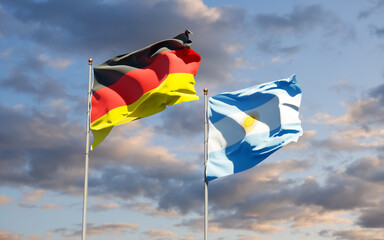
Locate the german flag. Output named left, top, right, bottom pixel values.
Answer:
left=90, top=31, right=201, bottom=149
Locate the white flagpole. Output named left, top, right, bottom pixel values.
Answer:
left=82, top=58, right=93, bottom=240
left=203, top=88, right=209, bottom=240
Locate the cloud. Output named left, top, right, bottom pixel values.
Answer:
left=60, top=222, right=139, bottom=238
left=173, top=0, right=221, bottom=23
left=358, top=0, right=384, bottom=19
left=310, top=83, right=384, bottom=152
left=2, top=96, right=382, bottom=237
left=371, top=26, right=384, bottom=38
left=1, top=0, right=245, bottom=86
left=315, top=127, right=384, bottom=151
left=20, top=189, right=45, bottom=205
left=146, top=229, right=178, bottom=238
left=0, top=101, right=203, bottom=215
left=155, top=103, right=204, bottom=137
left=0, top=231, right=45, bottom=240
left=358, top=209, right=384, bottom=228
left=0, top=66, right=69, bottom=101
left=1, top=97, right=383, bottom=237
left=90, top=202, right=120, bottom=212
left=0, top=104, right=85, bottom=193
left=0, top=48, right=12, bottom=57
left=37, top=54, right=72, bottom=70
left=176, top=218, right=223, bottom=234
left=252, top=4, right=355, bottom=55
left=330, top=79, right=357, bottom=95
left=369, top=82, right=384, bottom=104
left=125, top=202, right=179, bottom=218
left=40, top=204, right=63, bottom=210
left=313, top=98, right=384, bottom=126
left=292, top=170, right=379, bottom=211
left=191, top=155, right=384, bottom=234
left=346, top=156, right=384, bottom=183
left=0, top=231, right=25, bottom=240
left=0, top=195, right=13, bottom=206
left=237, top=234, right=261, bottom=240
left=253, top=5, right=330, bottom=34
left=332, top=229, right=384, bottom=240
left=284, top=130, right=316, bottom=150
left=313, top=82, right=384, bottom=126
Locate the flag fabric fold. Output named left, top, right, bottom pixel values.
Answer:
left=90, top=32, right=201, bottom=149
left=206, top=75, right=303, bottom=181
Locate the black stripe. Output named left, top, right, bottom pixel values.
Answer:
left=93, top=32, right=192, bottom=92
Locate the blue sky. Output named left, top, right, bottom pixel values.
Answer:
left=0, top=0, right=384, bottom=239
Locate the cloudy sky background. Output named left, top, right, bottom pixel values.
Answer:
left=1, top=0, right=384, bottom=239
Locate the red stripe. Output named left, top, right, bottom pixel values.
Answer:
left=91, top=48, right=200, bottom=123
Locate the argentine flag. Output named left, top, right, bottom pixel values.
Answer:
left=206, top=75, right=302, bottom=181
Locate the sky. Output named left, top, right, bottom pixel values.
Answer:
left=0, top=0, right=384, bottom=239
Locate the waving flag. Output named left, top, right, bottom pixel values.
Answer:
left=206, top=75, right=302, bottom=181
left=90, top=31, right=201, bottom=149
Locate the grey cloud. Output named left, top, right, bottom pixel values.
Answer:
left=316, top=84, right=384, bottom=127
left=279, top=44, right=303, bottom=54
left=84, top=165, right=203, bottom=215
left=157, top=177, right=202, bottom=215
left=2, top=101, right=383, bottom=232
left=358, top=0, right=384, bottom=19
left=89, top=167, right=164, bottom=200
left=2, top=0, right=245, bottom=85
left=371, top=26, right=384, bottom=38
left=253, top=5, right=329, bottom=34
left=358, top=208, right=384, bottom=228
left=332, top=229, right=384, bottom=240
left=198, top=156, right=384, bottom=233
left=0, top=103, right=204, bottom=214
left=255, top=38, right=304, bottom=55
left=56, top=222, right=139, bottom=238
left=370, top=82, right=384, bottom=104
left=0, top=51, right=71, bottom=100
left=209, top=159, right=309, bottom=209
left=293, top=174, right=371, bottom=210
left=252, top=4, right=355, bottom=55
left=0, top=69, right=68, bottom=100
left=0, top=105, right=85, bottom=193
left=3, top=99, right=383, bottom=235
left=156, top=102, right=204, bottom=137
left=346, top=156, right=384, bottom=182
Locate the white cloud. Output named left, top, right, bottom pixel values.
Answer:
left=127, top=202, right=179, bottom=218
left=175, top=0, right=221, bottom=23
left=225, top=43, right=244, bottom=53
left=0, top=48, right=12, bottom=57
left=285, top=130, right=316, bottom=150
left=313, top=97, right=384, bottom=125
left=233, top=57, right=253, bottom=69
left=147, top=229, right=178, bottom=238
left=41, top=204, right=63, bottom=210
left=318, top=127, right=384, bottom=151
left=20, top=189, right=45, bottom=205
left=85, top=223, right=139, bottom=237
left=271, top=56, right=289, bottom=63
left=38, top=54, right=71, bottom=69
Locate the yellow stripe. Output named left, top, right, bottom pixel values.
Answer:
left=91, top=73, right=198, bottom=149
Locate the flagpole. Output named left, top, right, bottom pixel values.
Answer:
left=82, top=58, right=93, bottom=240
left=203, top=88, right=208, bottom=240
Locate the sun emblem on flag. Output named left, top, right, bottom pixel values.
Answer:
left=241, top=112, right=259, bottom=133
